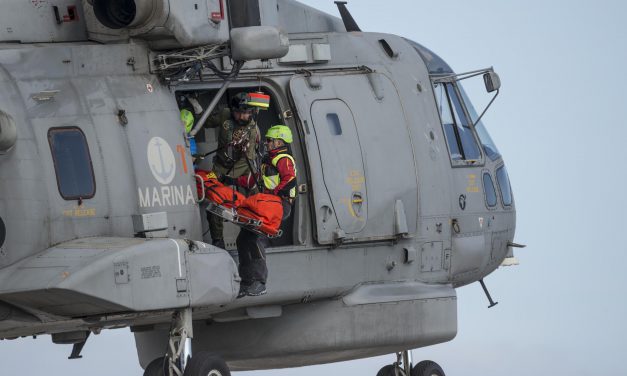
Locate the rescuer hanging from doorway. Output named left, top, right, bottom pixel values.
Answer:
left=222, top=125, right=297, bottom=297
left=203, top=92, right=262, bottom=248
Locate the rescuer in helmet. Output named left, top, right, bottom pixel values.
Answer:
left=225, top=125, right=297, bottom=297
left=203, top=92, right=262, bottom=248
left=178, top=93, right=204, bottom=158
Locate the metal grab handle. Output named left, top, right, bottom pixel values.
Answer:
left=320, top=205, right=333, bottom=223
left=351, top=192, right=363, bottom=217
left=194, top=174, right=205, bottom=203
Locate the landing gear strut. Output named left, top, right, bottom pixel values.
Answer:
left=375, top=351, right=445, bottom=376
left=376, top=351, right=412, bottom=376
left=166, top=308, right=193, bottom=375
left=143, top=308, right=231, bottom=376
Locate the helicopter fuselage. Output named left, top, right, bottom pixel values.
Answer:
left=0, top=0, right=515, bottom=371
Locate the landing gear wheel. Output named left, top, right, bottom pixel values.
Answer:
left=144, top=357, right=167, bottom=376
left=411, top=360, right=445, bottom=376
left=183, top=351, right=231, bottom=376
left=376, top=364, right=397, bottom=376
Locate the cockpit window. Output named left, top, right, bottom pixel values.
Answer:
left=434, top=83, right=481, bottom=163
left=459, top=86, right=501, bottom=161
left=48, top=127, right=96, bottom=200
left=483, top=172, right=497, bottom=207
left=496, top=165, right=513, bottom=207
left=435, top=85, right=461, bottom=159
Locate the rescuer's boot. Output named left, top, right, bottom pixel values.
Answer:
left=246, top=281, right=267, bottom=296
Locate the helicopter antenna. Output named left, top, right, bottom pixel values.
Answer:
left=334, top=1, right=361, bottom=32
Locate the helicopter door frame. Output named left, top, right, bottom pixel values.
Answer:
left=174, top=79, right=308, bottom=248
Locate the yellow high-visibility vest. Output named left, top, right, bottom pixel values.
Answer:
left=262, top=153, right=297, bottom=198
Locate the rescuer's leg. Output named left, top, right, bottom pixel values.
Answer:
left=206, top=162, right=233, bottom=249
left=247, top=232, right=267, bottom=296
left=207, top=212, right=225, bottom=248
left=235, top=229, right=256, bottom=297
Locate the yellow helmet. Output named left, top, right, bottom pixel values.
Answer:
left=265, top=125, right=292, bottom=143
left=180, top=109, right=194, bottom=133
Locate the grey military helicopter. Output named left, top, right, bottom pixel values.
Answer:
left=0, top=0, right=521, bottom=375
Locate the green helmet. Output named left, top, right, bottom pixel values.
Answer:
left=180, top=108, right=194, bottom=133
left=265, top=125, right=293, bottom=143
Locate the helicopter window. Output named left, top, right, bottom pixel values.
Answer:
left=48, top=127, right=96, bottom=200
left=459, top=86, right=501, bottom=161
left=442, top=124, right=462, bottom=160
left=434, top=83, right=482, bottom=163
left=475, top=122, right=500, bottom=161
left=496, top=165, right=513, bottom=207
left=326, top=113, right=343, bottom=135
left=434, top=84, right=462, bottom=160
left=483, top=172, right=497, bottom=207
left=447, top=85, right=481, bottom=160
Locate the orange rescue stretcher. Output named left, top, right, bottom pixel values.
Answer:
left=195, top=171, right=283, bottom=238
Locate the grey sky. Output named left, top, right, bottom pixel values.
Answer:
left=4, top=1, right=627, bottom=375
